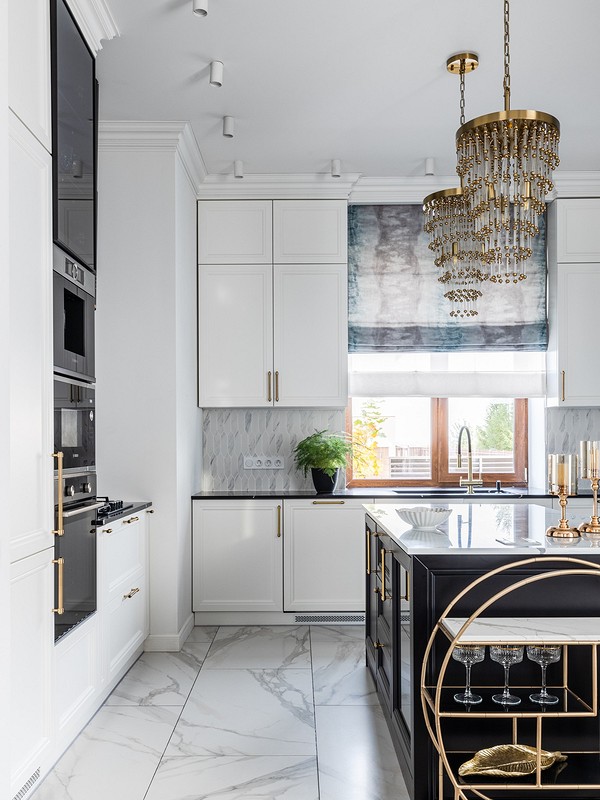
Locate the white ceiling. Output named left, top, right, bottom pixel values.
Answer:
left=97, top=0, right=600, bottom=179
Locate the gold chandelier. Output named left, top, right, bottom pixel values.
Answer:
left=455, top=0, right=560, bottom=284
left=423, top=54, right=487, bottom=318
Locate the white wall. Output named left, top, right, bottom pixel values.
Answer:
left=96, top=125, right=201, bottom=647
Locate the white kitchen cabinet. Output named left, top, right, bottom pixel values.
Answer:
left=8, top=113, right=53, bottom=564
left=283, top=499, right=366, bottom=612
left=198, top=200, right=272, bottom=264
left=8, top=0, right=51, bottom=150
left=54, top=614, right=99, bottom=744
left=98, top=510, right=149, bottom=686
left=556, top=199, right=600, bottom=262
left=10, top=548, right=54, bottom=799
left=193, top=500, right=283, bottom=611
left=273, top=200, right=347, bottom=263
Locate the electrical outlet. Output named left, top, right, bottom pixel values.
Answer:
left=243, top=456, right=285, bottom=469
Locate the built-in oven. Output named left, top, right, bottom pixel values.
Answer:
left=54, top=375, right=95, bottom=473
left=53, top=246, right=95, bottom=383
left=53, top=467, right=101, bottom=642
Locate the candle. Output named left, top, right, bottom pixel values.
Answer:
left=557, top=462, right=566, bottom=488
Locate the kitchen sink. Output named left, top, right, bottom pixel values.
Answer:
left=392, top=487, right=517, bottom=496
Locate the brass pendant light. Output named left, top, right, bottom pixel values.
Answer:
left=424, top=54, right=487, bottom=318
left=455, top=0, right=560, bottom=284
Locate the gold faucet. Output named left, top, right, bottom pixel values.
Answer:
left=457, top=426, right=483, bottom=494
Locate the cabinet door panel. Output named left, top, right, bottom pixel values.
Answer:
left=105, top=572, right=146, bottom=681
left=273, top=200, right=347, bottom=263
left=273, top=264, right=347, bottom=407
left=198, top=201, right=272, bottom=264
left=283, top=500, right=365, bottom=611
left=193, top=501, right=282, bottom=611
left=557, top=199, right=600, bottom=262
left=198, top=264, right=273, bottom=407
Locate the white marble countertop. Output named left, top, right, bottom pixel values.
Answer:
left=442, top=616, right=600, bottom=643
left=363, top=502, right=600, bottom=555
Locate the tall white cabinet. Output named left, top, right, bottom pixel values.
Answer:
left=197, top=199, right=348, bottom=408
left=547, top=199, right=600, bottom=406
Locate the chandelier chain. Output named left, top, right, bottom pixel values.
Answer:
left=459, top=60, right=466, bottom=126
left=503, top=0, right=511, bottom=111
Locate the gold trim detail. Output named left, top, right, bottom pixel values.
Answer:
left=456, top=108, right=561, bottom=140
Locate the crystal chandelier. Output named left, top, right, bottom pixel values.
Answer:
left=455, top=0, right=560, bottom=284
left=423, top=54, right=487, bottom=318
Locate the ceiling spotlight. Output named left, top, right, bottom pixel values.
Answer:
left=331, top=159, right=341, bottom=178
left=209, top=60, right=223, bottom=87
left=193, top=0, right=208, bottom=16
left=424, top=157, right=435, bottom=176
left=223, top=116, right=234, bottom=138
left=234, top=160, right=244, bottom=179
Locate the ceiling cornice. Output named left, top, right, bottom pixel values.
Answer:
left=196, top=173, right=362, bottom=200
left=98, top=121, right=207, bottom=190
left=348, top=176, right=460, bottom=204
left=552, top=171, right=600, bottom=199
left=65, top=0, right=118, bottom=54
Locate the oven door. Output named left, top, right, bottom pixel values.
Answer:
left=54, top=501, right=102, bottom=642
left=54, top=376, right=95, bottom=472
left=53, top=269, right=95, bottom=382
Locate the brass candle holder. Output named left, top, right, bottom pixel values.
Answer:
left=579, top=440, right=600, bottom=534
left=546, top=453, right=580, bottom=538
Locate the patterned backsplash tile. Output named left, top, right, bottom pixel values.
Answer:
left=546, top=406, right=600, bottom=490
left=202, top=408, right=346, bottom=491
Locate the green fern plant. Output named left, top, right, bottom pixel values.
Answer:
left=293, top=430, right=353, bottom=477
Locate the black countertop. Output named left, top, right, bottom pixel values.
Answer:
left=95, top=500, right=152, bottom=527
left=192, top=487, right=556, bottom=500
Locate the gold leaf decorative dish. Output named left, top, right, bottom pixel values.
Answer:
left=458, top=744, right=567, bottom=777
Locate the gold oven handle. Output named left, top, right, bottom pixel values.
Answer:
left=52, top=451, right=64, bottom=536
left=52, top=557, right=64, bottom=615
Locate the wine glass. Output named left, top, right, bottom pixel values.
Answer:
left=490, top=645, right=524, bottom=705
left=452, top=645, right=485, bottom=704
left=527, top=645, right=561, bottom=705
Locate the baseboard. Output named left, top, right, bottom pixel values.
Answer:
left=144, top=613, right=195, bottom=652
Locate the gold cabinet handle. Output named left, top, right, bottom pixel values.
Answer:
left=52, top=451, right=64, bottom=536
left=366, top=527, right=371, bottom=575
left=146, top=509, right=155, bottom=514
left=401, top=571, right=410, bottom=602
left=561, top=369, right=566, bottom=402
left=373, top=640, right=385, bottom=649
left=380, top=548, right=392, bottom=602
left=312, top=500, right=345, bottom=504
left=52, top=557, right=64, bottom=614
left=123, top=587, right=140, bottom=599
left=277, top=504, right=281, bottom=538
left=267, top=371, right=272, bottom=402
left=275, top=370, right=279, bottom=402
left=123, top=516, right=139, bottom=524
left=104, top=528, right=113, bottom=534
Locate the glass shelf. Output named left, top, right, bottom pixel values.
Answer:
left=423, top=686, right=594, bottom=717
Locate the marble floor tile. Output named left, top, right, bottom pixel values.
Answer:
left=105, top=651, right=200, bottom=706
left=33, top=706, right=179, bottom=800
left=180, top=639, right=212, bottom=665
left=145, top=755, right=319, bottom=800
left=311, top=626, right=377, bottom=706
left=203, top=625, right=310, bottom=670
left=185, top=625, right=219, bottom=643
left=315, top=705, right=410, bottom=800
left=166, top=668, right=315, bottom=756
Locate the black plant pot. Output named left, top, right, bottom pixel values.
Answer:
left=311, top=468, right=339, bottom=494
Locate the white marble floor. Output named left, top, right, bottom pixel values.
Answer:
left=33, top=625, right=409, bottom=800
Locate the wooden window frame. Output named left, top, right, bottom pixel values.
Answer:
left=346, top=398, right=528, bottom=488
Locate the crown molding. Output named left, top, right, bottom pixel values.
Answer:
left=551, top=171, right=600, bottom=199
left=348, top=176, right=460, bottom=204
left=98, top=121, right=207, bottom=190
left=196, top=172, right=362, bottom=200
left=65, top=0, right=119, bottom=54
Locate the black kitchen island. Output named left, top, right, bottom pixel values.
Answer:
left=364, top=502, right=600, bottom=800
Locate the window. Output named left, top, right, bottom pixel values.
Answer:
left=346, top=397, right=528, bottom=487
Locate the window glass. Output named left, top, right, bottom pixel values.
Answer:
left=447, top=398, right=515, bottom=474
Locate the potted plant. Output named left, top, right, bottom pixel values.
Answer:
left=293, top=429, right=353, bottom=494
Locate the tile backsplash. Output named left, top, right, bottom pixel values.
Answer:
left=202, top=408, right=346, bottom=491
left=546, top=407, right=600, bottom=489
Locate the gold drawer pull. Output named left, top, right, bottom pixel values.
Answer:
left=52, top=558, right=64, bottom=615
left=104, top=528, right=113, bottom=534
left=123, top=516, right=139, bottom=524
left=267, top=371, right=272, bottom=402
left=146, top=509, right=155, bottom=514
left=373, top=641, right=385, bottom=649
left=123, top=587, right=140, bottom=599
left=275, top=370, right=279, bottom=402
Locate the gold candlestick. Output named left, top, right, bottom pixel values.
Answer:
left=546, top=453, right=580, bottom=538
left=579, top=441, right=600, bottom=534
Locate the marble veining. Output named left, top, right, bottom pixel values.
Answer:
left=444, top=616, right=600, bottom=643
left=311, top=627, right=378, bottom=706
left=105, top=651, right=200, bottom=706
left=203, top=625, right=311, bottom=670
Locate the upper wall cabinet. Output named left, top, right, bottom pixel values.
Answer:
left=273, top=200, right=347, bottom=263
left=198, top=200, right=273, bottom=264
left=8, top=0, right=52, bottom=150
left=556, top=199, right=600, bottom=262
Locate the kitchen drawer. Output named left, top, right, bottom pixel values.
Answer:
left=98, top=513, right=145, bottom=603
left=104, top=570, right=146, bottom=682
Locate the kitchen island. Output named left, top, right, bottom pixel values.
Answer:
left=364, top=502, right=600, bottom=800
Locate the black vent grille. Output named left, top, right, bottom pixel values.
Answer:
left=294, top=614, right=365, bottom=624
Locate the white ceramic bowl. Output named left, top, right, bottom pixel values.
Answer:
left=395, top=506, right=452, bottom=530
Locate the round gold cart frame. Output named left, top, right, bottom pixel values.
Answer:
left=420, top=556, right=600, bottom=800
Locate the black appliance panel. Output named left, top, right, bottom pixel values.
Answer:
left=51, top=0, right=97, bottom=272
left=54, top=377, right=95, bottom=472
left=53, top=258, right=95, bottom=382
